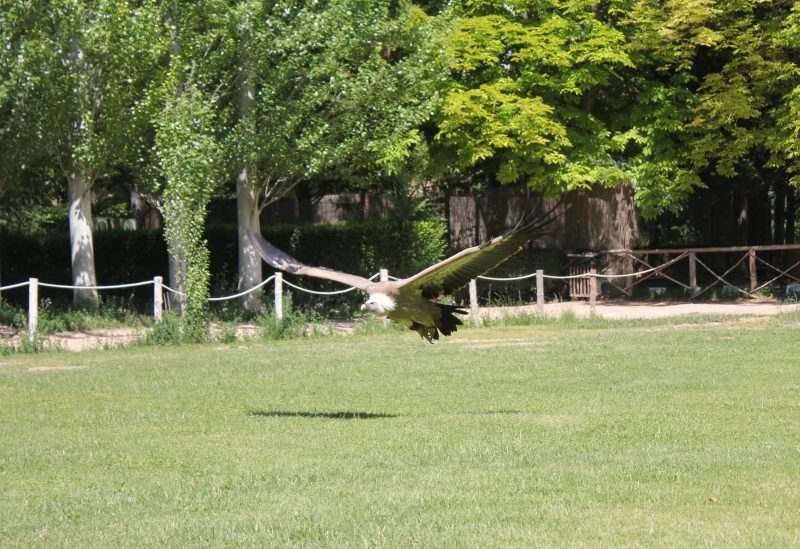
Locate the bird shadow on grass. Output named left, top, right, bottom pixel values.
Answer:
left=248, top=410, right=397, bottom=420
left=248, top=409, right=525, bottom=420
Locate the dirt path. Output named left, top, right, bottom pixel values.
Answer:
left=481, top=299, right=800, bottom=320
left=3, top=299, right=798, bottom=352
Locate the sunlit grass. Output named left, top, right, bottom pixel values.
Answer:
left=1, top=316, right=799, bottom=546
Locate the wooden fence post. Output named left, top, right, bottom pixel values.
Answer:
left=589, top=269, right=597, bottom=312
left=689, top=252, right=698, bottom=297
left=624, top=255, right=634, bottom=297
left=748, top=248, right=757, bottom=291
left=469, top=278, right=480, bottom=325
left=153, top=276, right=163, bottom=322
left=274, top=272, right=283, bottom=321
left=28, top=278, right=38, bottom=342
left=380, top=269, right=389, bottom=327
left=536, top=269, right=544, bottom=317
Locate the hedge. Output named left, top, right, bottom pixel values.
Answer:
left=0, top=219, right=568, bottom=311
left=0, top=220, right=448, bottom=309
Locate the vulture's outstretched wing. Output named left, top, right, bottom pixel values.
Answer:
left=247, top=231, right=373, bottom=291
left=400, top=212, right=555, bottom=298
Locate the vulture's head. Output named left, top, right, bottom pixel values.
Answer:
left=360, top=294, right=396, bottom=315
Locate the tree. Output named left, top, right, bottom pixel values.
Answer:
left=155, top=86, right=220, bottom=338
left=0, top=0, right=161, bottom=307
left=433, top=0, right=634, bottom=195
left=620, top=0, right=800, bottom=240
left=0, top=3, right=61, bottom=235
left=227, top=0, right=447, bottom=307
left=145, top=0, right=232, bottom=336
left=231, top=1, right=261, bottom=313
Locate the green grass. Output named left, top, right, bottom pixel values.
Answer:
left=1, top=317, right=799, bottom=546
left=0, top=297, right=151, bottom=337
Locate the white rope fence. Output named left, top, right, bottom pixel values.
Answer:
left=278, top=271, right=385, bottom=296
left=0, top=270, right=391, bottom=340
left=0, top=255, right=718, bottom=341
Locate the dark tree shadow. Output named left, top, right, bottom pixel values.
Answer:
left=248, top=410, right=397, bottom=420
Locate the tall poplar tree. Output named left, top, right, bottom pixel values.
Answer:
left=227, top=0, right=447, bottom=309
left=0, top=0, right=160, bottom=307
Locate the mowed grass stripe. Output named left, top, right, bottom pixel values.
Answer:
left=1, top=317, right=798, bottom=546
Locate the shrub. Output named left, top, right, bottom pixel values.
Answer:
left=1, top=219, right=449, bottom=313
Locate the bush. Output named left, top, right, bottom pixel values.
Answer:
left=144, top=313, right=182, bottom=345
left=1, top=220, right=448, bottom=312
left=0, top=228, right=167, bottom=309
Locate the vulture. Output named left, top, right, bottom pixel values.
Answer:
left=247, top=213, right=554, bottom=342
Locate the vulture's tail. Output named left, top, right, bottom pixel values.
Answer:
left=436, top=303, right=467, bottom=337
left=410, top=304, right=467, bottom=343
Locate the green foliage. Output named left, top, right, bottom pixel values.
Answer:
left=0, top=0, right=163, bottom=195
left=0, top=335, right=43, bottom=356
left=143, top=313, right=183, bottom=345
left=431, top=0, right=800, bottom=217
left=435, top=1, right=633, bottom=193
left=257, top=308, right=327, bottom=341
left=155, top=85, right=221, bottom=341
left=438, top=79, right=569, bottom=181
left=0, top=296, right=147, bottom=338
left=3, top=0, right=799, bottom=253
left=2, top=220, right=448, bottom=311
left=0, top=299, right=25, bottom=330
left=224, top=0, right=448, bottom=207
left=620, top=0, right=800, bottom=215
left=35, top=299, right=146, bottom=336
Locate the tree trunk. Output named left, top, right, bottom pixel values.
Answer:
left=237, top=173, right=263, bottom=312
left=131, top=190, right=162, bottom=230
left=787, top=185, right=796, bottom=244
left=234, top=19, right=263, bottom=314
left=734, top=189, right=748, bottom=246
left=774, top=181, right=786, bottom=244
left=67, top=168, right=99, bottom=309
left=167, top=236, right=186, bottom=315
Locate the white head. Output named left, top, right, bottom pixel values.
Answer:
left=360, top=293, right=396, bottom=316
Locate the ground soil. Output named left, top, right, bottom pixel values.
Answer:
left=481, top=298, right=800, bottom=321
left=3, top=299, right=798, bottom=352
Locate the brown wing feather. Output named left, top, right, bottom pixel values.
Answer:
left=400, top=217, right=551, bottom=297
left=247, top=231, right=372, bottom=290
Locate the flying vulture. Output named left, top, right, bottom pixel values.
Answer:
left=247, top=214, right=553, bottom=342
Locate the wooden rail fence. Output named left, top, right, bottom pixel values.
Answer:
left=574, top=244, right=800, bottom=299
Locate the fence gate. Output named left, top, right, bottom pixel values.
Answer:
left=567, top=254, right=595, bottom=299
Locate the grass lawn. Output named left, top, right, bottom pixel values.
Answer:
left=1, top=315, right=799, bottom=546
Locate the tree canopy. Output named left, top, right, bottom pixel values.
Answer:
left=1, top=0, right=799, bottom=318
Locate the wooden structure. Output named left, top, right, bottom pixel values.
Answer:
left=574, top=244, right=800, bottom=299
left=448, top=184, right=637, bottom=251
left=567, top=253, right=595, bottom=298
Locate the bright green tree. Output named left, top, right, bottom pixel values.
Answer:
left=144, top=0, right=233, bottom=337
left=155, top=86, right=220, bottom=339
left=620, top=0, right=800, bottom=237
left=433, top=0, right=634, bottom=194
